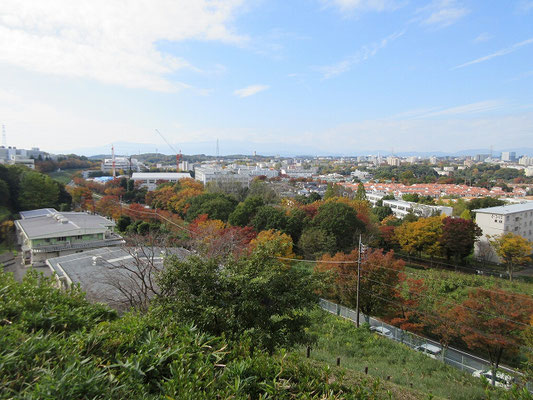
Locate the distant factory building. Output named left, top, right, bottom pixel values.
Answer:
left=101, top=157, right=141, bottom=174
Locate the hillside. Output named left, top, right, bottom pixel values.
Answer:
left=0, top=270, right=426, bottom=399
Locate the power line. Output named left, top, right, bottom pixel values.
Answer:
left=276, top=256, right=533, bottom=301
left=355, top=274, right=531, bottom=328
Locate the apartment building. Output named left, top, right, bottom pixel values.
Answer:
left=194, top=167, right=252, bottom=186
left=473, top=202, right=533, bottom=262
left=131, top=172, right=191, bottom=191
left=382, top=199, right=453, bottom=218
left=15, top=209, right=124, bottom=266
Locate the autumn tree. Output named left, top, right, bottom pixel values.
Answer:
left=95, top=195, right=121, bottom=220
left=249, top=229, right=296, bottom=259
left=188, top=214, right=256, bottom=259
left=440, top=217, right=482, bottom=264
left=389, top=276, right=427, bottom=335
left=489, top=232, right=532, bottom=281
left=395, top=215, right=444, bottom=259
left=68, top=186, right=94, bottom=211
left=452, top=288, right=533, bottom=384
left=316, top=248, right=404, bottom=320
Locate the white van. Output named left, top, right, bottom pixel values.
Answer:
left=414, top=343, right=442, bottom=359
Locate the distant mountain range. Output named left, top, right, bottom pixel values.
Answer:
left=63, top=141, right=533, bottom=158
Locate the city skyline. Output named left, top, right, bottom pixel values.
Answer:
left=0, top=0, right=532, bottom=153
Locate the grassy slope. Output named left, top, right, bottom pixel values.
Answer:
left=46, top=169, right=83, bottom=184
left=304, top=309, right=511, bottom=400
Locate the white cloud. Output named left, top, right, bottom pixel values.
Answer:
left=453, top=37, right=533, bottom=69
left=233, top=84, right=269, bottom=98
left=473, top=32, right=492, bottom=43
left=322, top=0, right=404, bottom=13
left=0, top=0, right=247, bottom=91
left=0, top=89, right=152, bottom=151
left=518, top=1, right=533, bottom=12
left=316, top=30, right=405, bottom=79
left=417, top=0, right=469, bottom=28
left=395, top=100, right=506, bottom=119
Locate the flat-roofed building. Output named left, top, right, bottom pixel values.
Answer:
left=473, top=203, right=533, bottom=262
left=131, top=172, right=191, bottom=191
left=15, top=209, right=124, bottom=266
left=195, top=167, right=251, bottom=186
left=382, top=199, right=453, bottom=218
left=46, top=246, right=190, bottom=311
left=101, top=157, right=141, bottom=173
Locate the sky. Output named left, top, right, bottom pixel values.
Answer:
left=0, top=0, right=532, bottom=156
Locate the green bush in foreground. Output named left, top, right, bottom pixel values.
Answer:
left=0, top=270, right=398, bottom=399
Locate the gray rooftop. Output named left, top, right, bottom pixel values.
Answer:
left=472, top=202, right=533, bottom=215
left=132, top=172, right=191, bottom=180
left=46, top=246, right=190, bottom=311
left=15, top=211, right=115, bottom=240
left=19, top=208, right=57, bottom=219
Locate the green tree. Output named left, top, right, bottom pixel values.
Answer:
left=246, top=179, right=279, bottom=204
left=18, top=171, right=60, bottom=210
left=467, top=197, right=505, bottom=212
left=354, top=182, right=367, bottom=201
left=185, top=193, right=237, bottom=222
left=297, top=227, right=336, bottom=259
left=155, top=253, right=318, bottom=354
left=489, top=232, right=532, bottom=281
left=285, top=207, right=310, bottom=244
left=116, top=215, right=132, bottom=232
left=251, top=205, right=288, bottom=232
left=0, top=179, right=9, bottom=207
left=228, top=196, right=264, bottom=226
left=313, top=202, right=365, bottom=252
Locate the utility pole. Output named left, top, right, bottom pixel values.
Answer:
left=356, top=234, right=362, bottom=328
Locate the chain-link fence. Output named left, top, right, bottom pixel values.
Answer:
left=319, top=298, right=532, bottom=392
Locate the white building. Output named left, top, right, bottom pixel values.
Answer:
left=237, top=166, right=279, bottom=179
left=131, top=172, right=191, bottom=191
left=501, top=151, right=516, bottom=162
left=386, top=156, right=401, bottom=166
left=382, top=199, right=453, bottom=218
left=101, top=157, right=141, bottom=174
left=194, top=167, right=251, bottom=186
left=473, top=202, right=533, bottom=262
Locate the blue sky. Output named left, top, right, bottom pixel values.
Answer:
left=0, top=0, right=532, bottom=155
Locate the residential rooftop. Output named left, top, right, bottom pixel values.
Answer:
left=16, top=211, right=115, bottom=240
left=46, top=246, right=190, bottom=310
left=472, top=202, right=533, bottom=215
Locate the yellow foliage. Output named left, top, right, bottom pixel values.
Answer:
left=250, top=229, right=296, bottom=259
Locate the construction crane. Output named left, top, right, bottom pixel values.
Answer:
left=155, top=129, right=181, bottom=171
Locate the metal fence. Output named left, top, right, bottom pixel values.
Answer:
left=319, top=298, right=532, bottom=391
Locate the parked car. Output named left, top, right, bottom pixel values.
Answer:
left=370, top=326, right=393, bottom=338
left=472, top=369, right=514, bottom=389
left=414, top=343, right=442, bottom=359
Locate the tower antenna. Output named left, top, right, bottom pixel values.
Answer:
left=112, top=144, right=116, bottom=178
left=216, top=138, right=220, bottom=158
left=2, top=125, right=6, bottom=146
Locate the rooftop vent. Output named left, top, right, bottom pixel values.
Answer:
left=92, top=256, right=104, bottom=266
